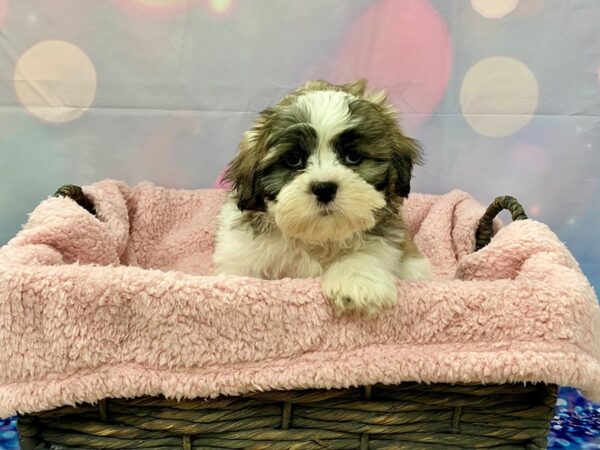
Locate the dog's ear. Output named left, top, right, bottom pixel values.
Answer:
left=341, top=79, right=368, bottom=97
left=391, top=134, right=422, bottom=198
left=224, top=114, right=271, bottom=212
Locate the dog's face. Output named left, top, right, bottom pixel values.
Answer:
left=225, top=80, right=422, bottom=244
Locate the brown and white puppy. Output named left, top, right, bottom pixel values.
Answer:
left=213, top=80, right=431, bottom=315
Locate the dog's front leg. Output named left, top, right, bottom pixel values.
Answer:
left=321, top=239, right=400, bottom=316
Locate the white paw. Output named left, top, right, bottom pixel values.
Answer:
left=322, top=268, right=398, bottom=316
left=398, top=256, right=433, bottom=280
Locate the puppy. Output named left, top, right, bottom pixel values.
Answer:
left=213, top=80, right=431, bottom=315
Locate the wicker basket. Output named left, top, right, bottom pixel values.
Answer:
left=17, top=190, right=555, bottom=450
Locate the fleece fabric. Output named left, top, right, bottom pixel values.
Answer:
left=0, top=179, right=598, bottom=418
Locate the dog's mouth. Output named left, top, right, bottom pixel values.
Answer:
left=317, top=203, right=337, bottom=217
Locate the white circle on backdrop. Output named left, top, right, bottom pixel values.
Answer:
left=460, top=56, right=539, bottom=137
left=471, top=0, right=519, bottom=18
left=14, top=40, right=97, bottom=123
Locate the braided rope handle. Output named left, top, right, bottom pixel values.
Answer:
left=475, top=196, right=527, bottom=251
left=54, top=184, right=96, bottom=216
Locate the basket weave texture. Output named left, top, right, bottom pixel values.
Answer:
left=19, top=383, right=556, bottom=449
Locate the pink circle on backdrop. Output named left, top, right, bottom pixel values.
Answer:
left=327, top=0, right=452, bottom=132
left=0, top=0, right=8, bottom=24
left=509, top=143, right=547, bottom=173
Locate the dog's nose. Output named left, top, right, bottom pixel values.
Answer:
left=311, top=182, right=338, bottom=203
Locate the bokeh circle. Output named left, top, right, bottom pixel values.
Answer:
left=14, top=40, right=97, bottom=123
left=460, top=56, right=538, bottom=137
left=0, top=0, right=8, bottom=25
left=471, top=0, right=519, bottom=18
left=327, top=0, right=452, bottom=132
left=202, top=0, right=238, bottom=17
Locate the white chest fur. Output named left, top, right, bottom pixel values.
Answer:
left=213, top=198, right=432, bottom=315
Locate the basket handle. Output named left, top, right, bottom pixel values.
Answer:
left=54, top=184, right=96, bottom=216
left=475, top=196, right=527, bottom=251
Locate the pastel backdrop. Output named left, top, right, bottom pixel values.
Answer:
left=0, top=1, right=598, bottom=448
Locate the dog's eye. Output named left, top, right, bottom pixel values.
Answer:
left=343, top=150, right=362, bottom=165
left=283, top=151, right=304, bottom=169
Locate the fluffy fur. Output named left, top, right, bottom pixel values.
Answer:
left=1, top=181, right=599, bottom=418
left=213, top=80, right=432, bottom=314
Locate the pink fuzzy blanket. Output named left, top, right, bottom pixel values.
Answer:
left=0, top=180, right=599, bottom=418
